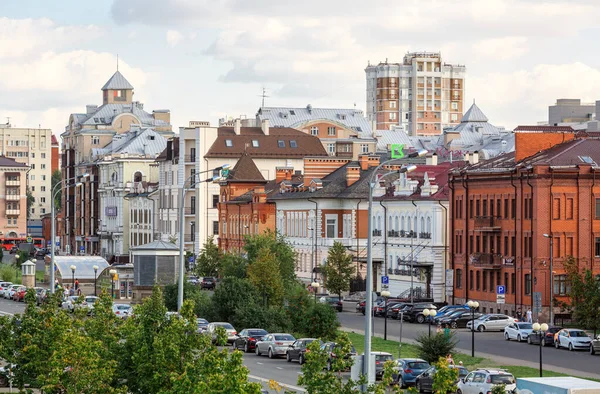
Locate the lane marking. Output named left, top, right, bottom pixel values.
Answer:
left=276, top=367, right=283, bottom=370
left=256, top=362, right=263, bottom=365
left=248, top=374, right=305, bottom=393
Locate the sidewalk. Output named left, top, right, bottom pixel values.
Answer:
left=339, top=327, right=599, bottom=380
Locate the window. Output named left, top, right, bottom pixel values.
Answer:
left=504, top=272, right=508, bottom=288
left=225, top=139, right=233, bottom=147
left=277, top=140, right=285, bottom=148
left=42, top=175, right=46, bottom=181
left=456, top=269, right=462, bottom=289
left=490, top=269, right=495, bottom=291
left=41, top=186, right=45, bottom=192
left=325, top=215, right=338, bottom=238
left=476, top=271, right=481, bottom=290
left=469, top=270, right=473, bottom=290
left=213, top=221, right=219, bottom=235
left=290, top=140, right=297, bottom=148
left=390, top=101, right=397, bottom=108
left=252, top=140, right=259, bottom=148
left=553, top=198, right=560, bottom=219
left=327, top=127, right=336, bottom=136
left=504, top=198, right=508, bottom=219
left=566, top=198, right=573, bottom=219
left=475, top=199, right=480, bottom=216
left=554, top=275, right=569, bottom=295
left=361, top=144, right=369, bottom=153
left=41, top=208, right=45, bottom=214
left=524, top=274, right=531, bottom=295
left=327, top=144, right=335, bottom=154
left=212, top=195, right=219, bottom=208
left=389, top=113, right=396, bottom=120
left=595, top=237, right=600, bottom=257
left=451, top=114, right=458, bottom=121
left=511, top=198, right=516, bottom=219
left=511, top=273, right=516, bottom=294
left=31, top=186, right=35, bottom=191
left=483, top=200, right=487, bottom=216
left=41, top=197, right=46, bottom=203
left=469, top=200, right=473, bottom=218
left=31, top=164, right=35, bottom=169
left=451, top=102, right=458, bottom=110
left=310, top=126, right=318, bottom=136
left=31, top=153, right=35, bottom=158
left=30, top=175, right=35, bottom=181
left=91, top=136, right=100, bottom=145
left=483, top=271, right=487, bottom=291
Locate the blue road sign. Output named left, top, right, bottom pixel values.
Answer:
left=188, top=256, right=194, bottom=263
left=497, top=285, right=505, bottom=295
left=381, top=276, right=389, bottom=285
left=79, top=245, right=84, bottom=252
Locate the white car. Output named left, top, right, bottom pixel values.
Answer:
left=554, top=328, right=592, bottom=351
left=466, top=314, right=516, bottom=332
left=5, top=285, right=20, bottom=300
left=206, top=322, right=238, bottom=345
left=0, top=282, right=13, bottom=298
left=112, top=304, right=133, bottom=318
left=61, top=296, right=80, bottom=312
left=457, top=369, right=516, bottom=394
left=255, top=333, right=296, bottom=358
left=504, top=322, right=533, bottom=342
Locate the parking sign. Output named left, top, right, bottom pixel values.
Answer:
left=381, top=276, right=389, bottom=285
left=496, top=285, right=505, bottom=295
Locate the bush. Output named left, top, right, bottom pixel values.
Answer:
left=300, top=302, right=340, bottom=340
left=0, top=265, right=17, bottom=283
left=285, top=283, right=312, bottom=331
left=232, top=303, right=290, bottom=333
left=210, top=277, right=258, bottom=322
left=414, top=332, right=458, bottom=364
left=432, top=358, right=459, bottom=394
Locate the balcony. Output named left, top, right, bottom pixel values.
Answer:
left=419, top=232, right=431, bottom=239
left=372, top=229, right=382, bottom=237
left=388, top=230, right=399, bottom=237
left=184, top=155, right=196, bottom=163
left=469, top=253, right=503, bottom=269
left=400, top=230, right=417, bottom=238
left=474, top=216, right=501, bottom=231
left=6, top=209, right=20, bottom=215
left=184, top=207, right=195, bottom=216
left=5, top=180, right=20, bottom=187
left=184, top=234, right=194, bottom=242
left=5, top=195, right=19, bottom=201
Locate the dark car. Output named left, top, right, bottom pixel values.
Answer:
left=374, top=352, right=394, bottom=380
left=527, top=325, right=561, bottom=346
left=9, top=246, right=18, bottom=254
left=402, top=303, right=437, bottom=323
left=35, top=248, right=48, bottom=257
left=440, top=311, right=483, bottom=329
left=389, top=303, right=410, bottom=319
left=357, top=296, right=386, bottom=315
left=196, top=318, right=209, bottom=334
left=415, top=364, right=468, bottom=393
left=286, top=338, right=320, bottom=365
left=322, top=296, right=343, bottom=312
left=200, top=277, right=216, bottom=290
left=321, top=341, right=357, bottom=371
left=234, top=328, right=269, bottom=353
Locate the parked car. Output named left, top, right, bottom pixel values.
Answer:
left=373, top=351, right=394, bottom=380
left=554, top=328, right=592, bottom=351
left=35, top=248, right=48, bottom=257
left=440, top=311, right=483, bottom=329
left=466, top=314, right=516, bottom=332
left=0, top=282, right=13, bottom=298
left=200, top=277, right=216, bottom=290
left=12, top=286, right=27, bottom=302
left=321, top=341, right=357, bottom=371
left=9, top=246, right=18, bottom=254
left=402, top=303, right=438, bottom=323
left=527, top=325, right=561, bottom=346
left=81, top=296, right=99, bottom=312
left=187, top=275, right=200, bottom=285
left=196, top=318, right=209, bottom=334
left=112, top=304, right=133, bottom=319
left=392, top=358, right=430, bottom=388
left=0, top=364, right=15, bottom=387
left=286, top=338, right=320, bottom=364
left=234, top=328, right=268, bottom=353
left=62, top=296, right=80, bottom=312
left=35, top=288, right=48, bottom=306
left=590, top=334, right=600, bottom=355
left=321, top=296, right=343, bottom=312
left=389, top=303, right=410, bottom=320
left=5, top=285, right=20, bottom=300
left=255, top=333, right=296, bottom=359
left=206, top=322, right=237, bottom=345
left=457, top=369, right=516, bottom=394
left=504, top=322, right=534, bottom=342
left=415, top=364, right=468, bottom=393
left=357, top=296, right=385, bottom=315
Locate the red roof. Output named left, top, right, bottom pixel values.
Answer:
left=51, top=134, right=59, bottom=145
left=514, top=125, right=574, bottom=133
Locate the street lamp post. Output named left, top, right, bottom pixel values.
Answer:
left=543, top=234, right=554, bottom=325
left=381, top=290, right=390, bottom=340
left=177, top=165, right=229, bottom=312
left=423, top=308, right=437, bottom=337
left=93, top=265, right=99, bottom=296
left=70, top=265, right=76, bottom=291
left=362, top=150, right=425, bottom=388
left=467, top=300, right=480, bottom=357
left=312, top=281, right=320, bottom=302
left=51, top=173, right=89, bottom=294
left=109, top=269, right=117, bottom=299
left=532, top=322, right=549, bottom=377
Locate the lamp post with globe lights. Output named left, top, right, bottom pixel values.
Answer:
left=532, top=322, right=549, bottom=377
left=467, top=300, right=480, bottom=357
left=381, top=290, right=391, bottom=340
left=93, top=265, right=99, bottom=296
left=70, top=265, right=76, bottom=290
left=423, top=308, right=437, bottom=337
left=311, top=281, right=320, bottom=302
left=109, top=269, right=117, bottom=299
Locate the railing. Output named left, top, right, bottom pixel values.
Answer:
left=388, top=230, right=399, bottom=237
left=419, top=232, right=431, bottom=239
left=6, top=209, right=20, bottom=215
left=5, top=195, right=20, bottom=201
left=184, top=155, right=196, bottom=163
left=372, top=229, right=382, bottom=236
left=400, top=230, right=417, bottom=238
left=474, top=216, right=501, bottom=231
left=5, top=180, right=20, bottom=186
left=469, top=253, right=503, bottom=268
left=184, top=234, right=194, bottom=242
left=184, top=207, right=195, bottom=215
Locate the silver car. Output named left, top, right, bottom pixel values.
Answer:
left=504, top=322, right=533, bottom=342
left=0, top=282, right=13, bottom=298
left=467, top=314, right=516, bottom=332
left=206, top=322, right=237, bottom=345
left=255, top=333, right=296, bottom=359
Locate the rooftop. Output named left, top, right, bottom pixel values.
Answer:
left=101, top=71, right=134, bottom=91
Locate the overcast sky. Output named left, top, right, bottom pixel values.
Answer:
left=2, top=0, right=600, bottom=138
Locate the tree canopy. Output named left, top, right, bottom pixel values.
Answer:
left=323, top=241, right=354, bottom=299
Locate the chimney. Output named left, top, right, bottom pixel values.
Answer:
left=472, top=151, right=479, bottom=164
left=426, top=153, right=438, bottom=166
left=261, top=119, right=270, bottom=135
left=275, top=166, right=293, bottom=183
left=234, top=118, right=241, bottom=135
left=359, top=154, right=370, bottom=171
left=464, top=152, right=470, bottom=163
left=346, top=165, right=361, bottom=187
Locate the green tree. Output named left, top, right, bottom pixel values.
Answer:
left=431, top=358, right=459, bottom=394
left=323, top=241, right=354, bottom=300
left=564, top=256, right=600, bottom=334
left=51, top=169, right=62, bottom=211
left=247, top=247, right=284, bottom=307
left=221, top=252, right=248, bottom=278
left=244, top=230, right=296, bottom=284
left=300, top=302, right=340, bottom=340
left=414, top=332, right=458, bottom=364
left=211, top=277, right=258, bottom=322
left=195, top=236, right=222, bottom=276
left=26, top=187, right=35, bottom=219
left=163, top=281, right=214, bottom=319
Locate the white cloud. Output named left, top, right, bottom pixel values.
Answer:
left=472, top=37, right=529, bottom=61
left=166, top=29, right=184, bottom=47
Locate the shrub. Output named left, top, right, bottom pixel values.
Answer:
left=232, top=303, right=290, bottom=333
left=491, top=384, right=506, bottom=394
left=0, top=265, right=17, bottom=283
left=285, top=284, right=312, bottom=330
left=414, top=332, right=458, bottom=364
left=300, top=302, right=339, bottom=340
left=210, top=277, right=258, bottom=322
left=432, top=357, right=459, bottom=394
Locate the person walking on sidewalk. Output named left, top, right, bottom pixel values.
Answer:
left=526, top=308, right=532, bottom=323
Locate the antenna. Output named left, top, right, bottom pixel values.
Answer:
left=258, top=87, right=269, bottom=107
left=6, top=117, right=10, bottom=127
left=117, top=54, right=119, bottom=71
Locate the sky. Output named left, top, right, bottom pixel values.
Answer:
left=2, top=0, right=600, bottom=139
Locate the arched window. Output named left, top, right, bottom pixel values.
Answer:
left=377, top=215, right=382, bottom=231
left=401, top=216, right=405, bottom=231
left=413, top=217, right=418, bottom=233
left=427, top=217, right=431, bottom=233
left=111, top=171, right=118, bottom=182
left=133, top=171, right=142, bottom=182
left=420, top=217, right=425, bottom=233
left=394, top=216, right=399, bottom=231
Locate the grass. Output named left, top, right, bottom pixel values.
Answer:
left=343, top=331, right=600, bottom=382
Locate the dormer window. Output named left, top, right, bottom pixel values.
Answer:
left=252, top=140, right=259, bottom=148
left=225, top=139, right=233, bottom=147
left=277, top=140, right=285, bottom=148
left=290, top=140, right=297, bottom=148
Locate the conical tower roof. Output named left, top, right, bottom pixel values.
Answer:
left=461, top=102, right=488, bottom=123
left=101, top=71, right=134, bottom=90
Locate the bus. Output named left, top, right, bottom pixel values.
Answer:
left=1, top=237, right=45, bottom=251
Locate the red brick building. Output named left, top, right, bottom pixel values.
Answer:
left=449, top=126, right=600, bottom=322
left=51, top=134, right=60, bottom=172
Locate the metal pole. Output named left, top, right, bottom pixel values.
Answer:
left=384, top=296, right=388, bottom=340
left=428, top=320, right=431, bottom=338
left=471, top=307, right=475, bottom=357
left=363, top=180, right=374, bottom=389
left=94, top=270, right=97, bottom=296
left=410, top=233, right=414, bottom=304
left=51, top=187, right=56, bottom=294
left=178, top=174, right=189, bottom=312
left=111, top=278, right=114, bottom=299
left=539, top=332, right=543, bottom=377
left=549, top=238, right=553, bottom=325
left=399, top=311, right=404, bottom=358
left=72, top=270, right=75, bottom=289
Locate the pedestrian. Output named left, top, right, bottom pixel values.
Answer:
left=69, top=286, right=75, bottom=296
left=516, top=309, right=523, bottom=322
left=436, top=324, right=442, bottom=334
left=446, top=354, right=454, bottom=365
left=74, top=279, right=79, bottom=291
left=526, top=308, right=532, bottom=323
left=444, top=325, right=451, bottom=337
left=63, top=286, right=69, bottom=299
left=54, top=279, right=59, bottom=290
left=459, top=361, right=463, bottom=366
